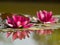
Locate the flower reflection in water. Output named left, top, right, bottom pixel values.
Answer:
left=36, top=29, right=53, bottom=35
left=6, top=30, right=32, bottom=40
left=33, top=29, right=60, bottom=45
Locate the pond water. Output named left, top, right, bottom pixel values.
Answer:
left=0, top=29, right=60, bottom=45
left=0, top=33, right=37, bottom=45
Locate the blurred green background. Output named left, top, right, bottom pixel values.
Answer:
left=0, top=1, right=60, bottom=16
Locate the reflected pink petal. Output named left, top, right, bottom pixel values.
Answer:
left=12, top=32, right=18, bottom=40
left=17, top=31, right=23, bottom=40
left=6, top=32, right=12, bottom=38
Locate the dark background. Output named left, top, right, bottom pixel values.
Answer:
left=0, top=0, right=60, bottom=2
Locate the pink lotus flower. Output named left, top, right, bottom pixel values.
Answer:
left=37, top=10, right=57, bottom=23
left=6, top=15, right=33, bottom=28
left=36, top=29, right=53, bottom=35
left=7, top=30, right=32, bottom=40
left=6, top=14, right=33, bottom=40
